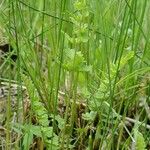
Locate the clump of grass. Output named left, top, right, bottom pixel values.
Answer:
left=0, top=0, right=150, bottom=149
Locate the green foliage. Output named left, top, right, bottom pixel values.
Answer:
left=12, top=123, right=41, bottom=150
left=1, top=0, right=150, bottom=149
left=51, top=114, right=65, bottom=130
left=23, top=74, right=49, bottom=126
left=93, top=51, right=135, bottom=100
left=21, top=75, right=59, bottom=149
left=70, top=0, right=89, bottom=43
left=13, top=123, right=59, bottom=150
left=22, top=125, right=42, bottom=150
left=134, top=127, right=147, bottom=150
left=82, top=111, right=97, bottom=122
left=63, top=48, right=91, bottom=72
left=62, top=0, right=91, bottom=74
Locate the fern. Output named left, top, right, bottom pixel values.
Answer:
left=22, top=74, right=59, bottom=149
left=94, top=51, right=135, bottom=100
